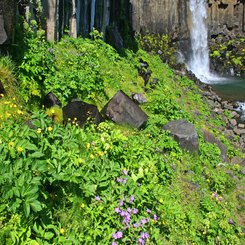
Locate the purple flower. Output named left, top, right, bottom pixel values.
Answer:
left=153, top=214, right=158, bottom=220
left=112, top=231, right=123, bottom=239
left=123, top=178, right=127, bottom=184
left=115, top=207, right=121, bottom=214
left=133, top=223, right=140, bottom=228
left=95, top=196, right=100, bottom=201
left=140, top=232, right=149, bottom=239
left=138, top=238, right=145, bottom=245
left=141, top=218, right=148, bottom=225
left=133, top=208, right=139, bottom=214
left=146, top=208, right=152, bottom=213
left=119, top=200, right=124, bottom=207
left=122, top=169, right=128, bottom=175
left=120, top=211, right=126, bottom=217
left=130, top=195, right=135, bottom=203
left=112, top=242, right=118, bottom=245
left=127, top=207, right=132, bottom=213
left=229, top=218, right=234, bottom=224
left=116, top=177, right=123, bottom=183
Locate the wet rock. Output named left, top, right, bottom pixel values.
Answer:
left=63, top=100, right=103, bottom=126
left=162, top=119, right=199, bottom=153
left=132, top=93, right=147, bottom=104
left=43, top=92, right=62, bottom=108
left=101, top=90, right=148, bottom=128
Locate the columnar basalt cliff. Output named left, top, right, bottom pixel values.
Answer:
left=0, top=0, right=244, bottom=45
left=207, top=0, right=245, bottom=37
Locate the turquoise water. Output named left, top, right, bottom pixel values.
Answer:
left=211, top=77, right=245, bottom=121
left=211, top=77, right=245, bottom=102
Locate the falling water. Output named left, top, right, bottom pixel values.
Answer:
left=188, top=0, right=213, bottom=82
left=91, top=0, right=96, bottom=31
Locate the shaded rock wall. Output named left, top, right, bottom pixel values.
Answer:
left=208, top=0, right=245, bottom=37
left=0, top=0, right=16, bottom=44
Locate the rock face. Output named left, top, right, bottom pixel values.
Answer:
left=207, top=0, right=245, bottom=36
left=130, top=0, right=190, bottom=55
left=0, top=0, right=16, bottom=44
left=101, top=91, right=148, bottom=128
left=162, top=119, right=199, bottom=153
left=63, top=100, right=103, bottom=126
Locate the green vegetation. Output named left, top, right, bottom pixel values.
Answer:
left=210, top=36, right=245, bottom=75
left=0, top=28, right=244, bottom=245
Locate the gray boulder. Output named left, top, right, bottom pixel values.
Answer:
left=162, top=119, right=199, bottom=153
left=101, top=90, right=148, bottom=128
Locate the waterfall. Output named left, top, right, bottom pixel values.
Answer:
left=91, top=0, right=96, bottom=31
left=188, top=0, right=213, bottom=82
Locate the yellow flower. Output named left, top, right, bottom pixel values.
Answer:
left=17, top=146, right=24, bottom=153
left=97, top=151, right=103, bottom=157
left=86, top=143, right=90, bottom=149
left=59, top=228, right=65, bottom=234
left=36, top=128, right=42, bottom=134
left=90, top=154, right=94, bottom=159
left=77, top=158, right=84, bottom=164
left=47, top=126, right=53, bottom=132
left=159, top=198, right=164, bottom=203
left=17, top=109, right=23, bottom=115
left=50, top=109, right=55, bottom=114
left=8, top=141, right=15, bottom=148
left=80, top=203, right=85, bottom=209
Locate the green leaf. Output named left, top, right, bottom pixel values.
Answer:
left=44, top=231, right=54, bottom=240
left=30, top=200, right=42, bottom=212
left=30, top=151, right=45, bottom=158
left=24, top=201, right=30, bottom=217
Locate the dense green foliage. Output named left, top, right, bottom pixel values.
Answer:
left=210, top=35, right=245, bottom=75
left=0, top=28, right=244, bottom=245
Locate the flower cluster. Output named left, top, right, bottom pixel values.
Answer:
left=111, top=170, right=159, bottom=244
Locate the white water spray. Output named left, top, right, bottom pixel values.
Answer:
left=188, top=0, right=214, bottom=82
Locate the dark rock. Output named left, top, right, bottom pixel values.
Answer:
left=162, top=119, right=199, bottom=153
left=202, top=130, right=228, bottom=162
left=101, top=90, right=148, bottom=128
left=25, top=120, right=36, bottom=129
left=132, top=93, right=147, bottom=104
left=43, top=92, right=62, bottom=108
left=150, top=78, right=159, bottom=88
left=106, top=26, right=124, bottom=51
left=63, top=100, right=103, bottom=126
left=0, top=80, right=5, bottom=95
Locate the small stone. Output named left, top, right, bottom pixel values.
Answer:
left=238, top=124, right=245, bottom=129
left=229, top=119, right=237, bottom=127
left=230, top=111, right=239, bottom=119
